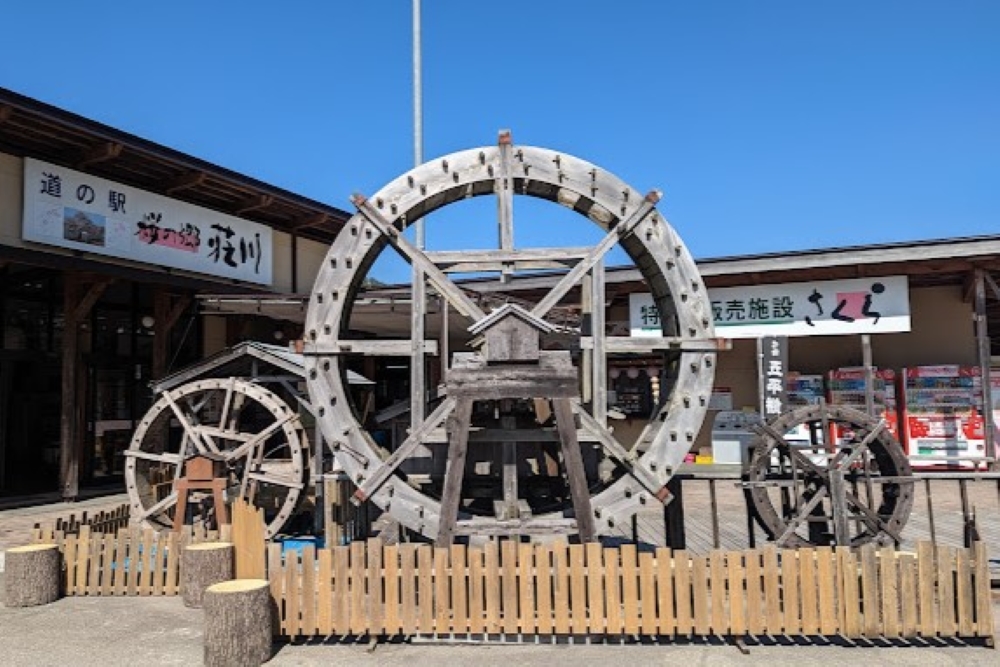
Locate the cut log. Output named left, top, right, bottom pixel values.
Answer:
left=4, top=544, right=60, bottom=607
left=181, top=542, right=234, bottom=608
left=203, top=579, right=272, bottom=667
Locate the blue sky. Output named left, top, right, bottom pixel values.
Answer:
left=2, top=1, right=998, bottom=284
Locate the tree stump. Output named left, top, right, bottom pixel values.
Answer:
left=181, top=542, right=234, bottom=608
left=203, top=579, right=272, bottom=667
left=4, top=544, right=60, bottom=607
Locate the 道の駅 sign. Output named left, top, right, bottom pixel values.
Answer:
left=22, top=158, right=273, bottom=285
left=630, top=275, right=910, bottom=339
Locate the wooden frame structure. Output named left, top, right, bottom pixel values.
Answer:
left=304, top=132, right=723, bottom=541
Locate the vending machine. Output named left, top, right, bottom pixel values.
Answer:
left=786, top=373, right=825, bottom=408
left=826, top=367, right=901, bottom=443
left=900, top=365, right=985, bottom=467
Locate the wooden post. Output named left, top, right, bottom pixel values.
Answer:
left=4, top=544, right=60, bottom=607
left=182, top=542, right=235, bottom=608
left=437, top=398, right=473, bottom=545
left=974, top=270, right=996, bottom=470
left=60, top=276, right=110, bottom=500
left=203, top=579, right=272, bottom=667
left=553, top=398, right=596, bottom=542
left=152, top=289, right=192, bottom=380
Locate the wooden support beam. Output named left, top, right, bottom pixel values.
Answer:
left=164, top=171, right=207, bottom=195
left=60, top=277, right=111, bottom=500
left=580, top=336, right=730, bottom=353
left=152, top=290, right=193, bottom=380
left=234, top=194, right=273, bottom=215
left=436, top=398, right=473, bottom=545
left=0, top=105, right=12, bottom=124
left=553, top=399, right=596, bottom=542
left=307, top=339, right=439, bottom=356
left=352, top=193, right=486, bottom=321
left=496, top=130, right=514, bottom=282
left=531, top=191, right=660, bottom=318
left=974, top=270, right=997, bottom=470
left=77, top=141, right=123, bottom=167
left=293, top=213, right=330, bottom=230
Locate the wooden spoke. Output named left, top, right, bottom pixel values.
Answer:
left=123, top=450, right=182, bottom=465
left=133, top=491, right=178, bottom=523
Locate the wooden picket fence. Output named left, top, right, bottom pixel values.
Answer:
left=31, top=523, right=232, bottom=596
left=31, top=503, right=131, bottom=537
left=269, top=540, right=995, bottom=642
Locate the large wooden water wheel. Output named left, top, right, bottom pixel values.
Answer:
left=124, top=378, right=307, bottom=539
left=745, top=402, right=914, bottom=548
left=303, top=132, right=720, bottom=542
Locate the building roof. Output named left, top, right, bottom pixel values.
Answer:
left=0, top=87, right=351, bottom=247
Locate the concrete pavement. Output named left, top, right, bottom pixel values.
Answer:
left=1, top=575, right=997, bottom=666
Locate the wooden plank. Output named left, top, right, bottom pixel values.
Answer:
left=332, top=546, right=350, bottom=635
left=899, top=553, right=918, bottom=638
left=973, top=541, right=995, bottom=639
left=780, top=549, right=800, bottom=635
left=434, top=547, right=450, bottom=634
left=113, top=529, right=129, bottom=596
left=139, top=529, right=155, bottom=596
left=727, top=551, right=745, bottom=637
left=655, top=548, right=675, bottom=636
left=936, top=546, right=956, bottom=636
left=75, top=525, right=91, bottom=595
left=762, top=546, right=782, bottom=635
left=367, top=539, right=383, bottom=635
left=88, top=530, right=103, bottom=596
left=501, top=540, right=519, bottom=634
left=399, top=544, right=417, bottom=636
left=451, top=545, right=468, bottom=634
left=585, top=542, right=605, bottom=634
left=797, top=548, right=817, bottom=635
left=604, top=547, right=623, bottom=635
left=744, top=549, right=762, bottom=636
left=484, top=542, right=501, bottom=635
left=708, top=550, right=726, bottom=636
left=917, top=541, right=937, bottom=637
left=517, top=543, right=535, bottom=634
left=816, top=546, right=837, bottom=636
left=859, top=544, right=880, bottom=637
left=468, top=547, right=485, bottom=635
left=568, top=544, right=588, bottom=634
left=838, top=547, right=861, bottom=639
left=382, top=545, right=399, bottom=636
left=621, top=544, right=640, bottom=635
left=125, top=529, right=141, bottom=596
left=317, top=548, right=334, bottom=636
left=638, top=551, right=658, bottom=636
left=150, top=533, right=165, bottom=597
left=298, top=546, right=316, bottom=635
left=674, top=550, right=693, bottom=636
left=100, top=533, right=115, bottom=596
left=535, top=544, right=553, bottom=635
left=880, top=546, right=900, bottom=637
left=267, top=543, right=284, bottom=635
left=955, top=547, right=974, bottom=637
left=62, top=533, right=77, bottom=595
left=691, top=556, right=710, bottom=636
left=436, top=398, right=472, bottom=545
left=285, top=549, right=300, bottom=637
left=164, top=532, right=179, bottom=596
left=552, top=399, right=596, bottom=541
left=349, top=541, right=366, bottom=635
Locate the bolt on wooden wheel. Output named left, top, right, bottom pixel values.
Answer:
left=745, top=403, right=914, bottom=548
left=124, top=378, right=307, bottom=539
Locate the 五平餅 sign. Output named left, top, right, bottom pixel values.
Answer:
left=22, top=158, right=273, bottom=285
left=630, top=275, right=910, bottom=339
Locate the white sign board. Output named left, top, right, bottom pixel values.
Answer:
left=630, top=275, right=910, bottom=338
left=22, top=158, right=273, bottom=285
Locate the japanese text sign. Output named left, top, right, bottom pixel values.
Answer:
left=22, top=158, right=273, bottom=285
left=629, top=276, right=909, bottom=338
left=759, top=336, right=788, bottom=419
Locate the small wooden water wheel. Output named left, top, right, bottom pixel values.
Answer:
left=744, top=402, right=914, bottom=548
left=124, top=378, right=307, bottom=539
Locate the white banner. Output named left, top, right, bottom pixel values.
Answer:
left=22, top=158, right=272, bottom=285
left=630, top=275, right=910, bottom=338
